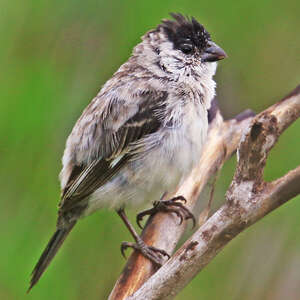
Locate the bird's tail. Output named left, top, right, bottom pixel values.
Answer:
left=27, top=221, right=76, bottom=293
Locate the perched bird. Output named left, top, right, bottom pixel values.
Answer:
left=28, top=13, right=226, bottom=291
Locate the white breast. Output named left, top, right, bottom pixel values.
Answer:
left=84, top=80, right=213, bottom=214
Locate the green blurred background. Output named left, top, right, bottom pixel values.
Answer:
left=1, top=0, right=299, bottom=299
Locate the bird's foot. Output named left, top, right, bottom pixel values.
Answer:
left=136, top=195, right=196, bottom=229
left=120, top=237, right=170, bottom=266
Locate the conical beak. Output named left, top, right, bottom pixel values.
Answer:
left=201, top=42, right=227, bottom=62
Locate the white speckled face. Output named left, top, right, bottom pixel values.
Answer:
left=134, top=29, right=218, bottom=83
left=152, top=32, right=218, bottom=80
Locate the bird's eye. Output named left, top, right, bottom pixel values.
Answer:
left=179, top=43, right=193, bottom=54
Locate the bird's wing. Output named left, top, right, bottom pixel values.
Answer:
left=59, top=90, right=168, bottom=214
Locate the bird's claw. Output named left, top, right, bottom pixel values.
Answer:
left=136, top=195, right=196, bottom=228
left=120, top=239, right=170, bottom=266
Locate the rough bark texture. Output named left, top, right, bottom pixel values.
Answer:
left=109, top=85, right=300, bottom=300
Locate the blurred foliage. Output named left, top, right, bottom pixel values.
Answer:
left=0, top=0, right=299, bottom=299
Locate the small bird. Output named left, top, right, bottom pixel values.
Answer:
left=28, top=13, right=226, bottom=291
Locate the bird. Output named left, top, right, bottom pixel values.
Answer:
left=28, top=13, right=227, bottom=292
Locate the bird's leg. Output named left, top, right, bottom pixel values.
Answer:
left=116, top=208, right=170, bottom=266
left=136, top=195, right=196, bottom=229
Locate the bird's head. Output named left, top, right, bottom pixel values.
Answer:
left=135, top=13, right=227, bottom=81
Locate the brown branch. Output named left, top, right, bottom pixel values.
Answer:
left=108, top=100, right=254, bottom=300
left=125, top=85, right=300, bottom=300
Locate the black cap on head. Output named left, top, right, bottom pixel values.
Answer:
left=159, top=13, right=211, bottom=52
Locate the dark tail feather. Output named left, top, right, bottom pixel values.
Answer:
left=27, top=221, right=76, bottom=293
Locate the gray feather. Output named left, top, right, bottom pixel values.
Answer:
left=59, top=91, right=168, bottom=215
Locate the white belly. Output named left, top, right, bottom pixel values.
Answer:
left=83, top=101, right=208, bottom=216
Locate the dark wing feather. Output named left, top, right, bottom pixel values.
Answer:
left=59, top=91, right=167, bottom=216
left=61, top=155, right=130, bottom=210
